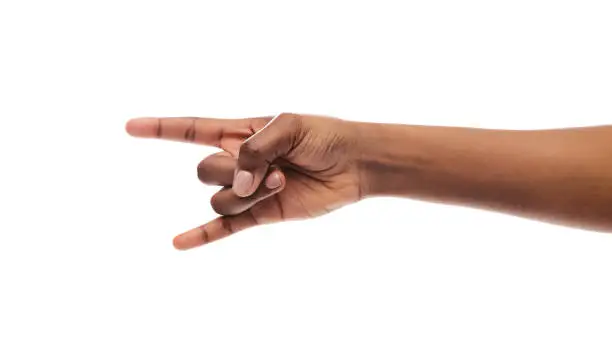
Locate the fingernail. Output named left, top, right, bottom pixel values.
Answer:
left=233, top=170, right=254, bottom=197
left=265, top=172, right=282, bottom=189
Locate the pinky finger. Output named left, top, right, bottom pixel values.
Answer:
left=172, top=212, right=258, bottom=250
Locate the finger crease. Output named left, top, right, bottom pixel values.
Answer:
left=184, top=118, right=196, bottom=142
left=215, top=126, right=224, bottom=148
left=200, top=225, right=209, bottom=244
left=221, top=217, right=234, bottom=234
left=248, top=123, right=257, bottom=135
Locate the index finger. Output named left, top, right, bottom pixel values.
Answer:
left=125, top=117, right=271, bottom=148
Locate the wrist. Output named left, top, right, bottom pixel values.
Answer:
left=351, top=121, right=426, bottom=198
left=351, top=122, right=494, bottom=202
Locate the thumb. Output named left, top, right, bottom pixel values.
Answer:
left=233, top=113, right=303, bottom=197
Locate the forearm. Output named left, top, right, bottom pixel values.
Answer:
left=354, top=122, right=612, bottom=231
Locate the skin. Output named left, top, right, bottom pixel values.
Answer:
left=125, top=113, right=612, bottom=250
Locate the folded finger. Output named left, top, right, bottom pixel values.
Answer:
left=197, top=152, right=235, bottom=186
left=211, top=167, right=286, bottom=216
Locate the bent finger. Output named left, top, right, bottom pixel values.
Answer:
left=211, top=167, right=286, bottom=216
left=197, top=152, right=235, bottom=186
left=233, top=113, right=302, bottom=197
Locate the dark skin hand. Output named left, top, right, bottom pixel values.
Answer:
left=126, top=113, right=612, bottom=250
left=126, top=114, right=363, bottom=249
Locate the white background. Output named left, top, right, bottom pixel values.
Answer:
left=1, top=0, right=612, bottom=343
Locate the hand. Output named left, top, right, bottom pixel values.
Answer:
left=126, top=113, right=364, bottom=249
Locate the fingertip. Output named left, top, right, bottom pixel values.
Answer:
left=265, top=170, right=285, bottom=190
left=233, top=170, right=255, bottom=197
left=172, top=228, right=205, bottom=251
left=125, top=117, right=157, bottom=137
left=172, top=235, right=189, bottom=250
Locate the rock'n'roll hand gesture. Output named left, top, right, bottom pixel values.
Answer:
left=126, top=114, right=363, bottom=249
left=127, top=113, right=612, bottom=250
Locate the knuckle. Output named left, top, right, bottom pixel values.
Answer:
left=220, top=217, right=235, bottom=234
left=277, top=112, right=304, bottom=137
left=239, top=140, right=262, bottom=158
left=210, top=193, right=228, bottom=215
left=197, top=158, right=215, bottom=183
left=211, top=192, right=246, bottom=216
left=278, top=112, right=301, bottom=125
left=278, top=112, right=297, bottom=120
left=277, top=112, right=294, bottom=119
